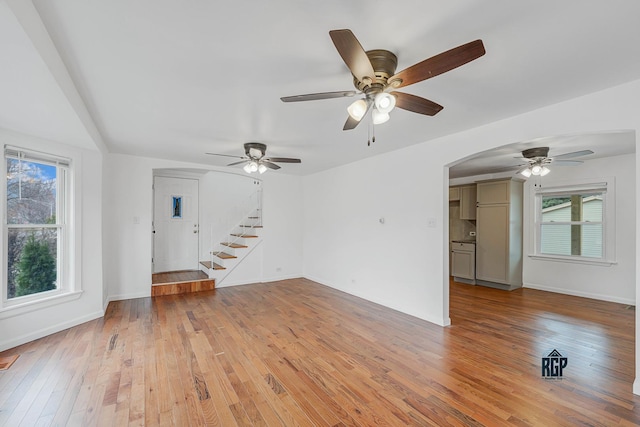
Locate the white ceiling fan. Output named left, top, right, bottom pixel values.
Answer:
left=515, top=147, right=593, bottom=177
left=206, top=142, right=301, bottom=174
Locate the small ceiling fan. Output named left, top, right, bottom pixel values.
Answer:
left=281, top=29, right=486, bottom=130
left=515, top=147, right=594, bottom=177
left=206, top=142, right=301, bottom=174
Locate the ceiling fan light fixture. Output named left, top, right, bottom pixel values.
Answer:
left=374, top=92, right=396, bottom=114
left=520, top=168, right=532, bottom=178
left=258, top=163, right=267, bottom=174
left=372, top=109, right=390, bottom=125
left=530, top=164, right=543, bottom=175
left=540, top=166, right=551, bottom=176
left=347, top=99, right=368, bottom=121
left=244, top=161, right=259, bottom=173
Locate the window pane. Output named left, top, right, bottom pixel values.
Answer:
left=541, top=224, right=572, bottom=256
left=540, top=224, right=602, bottom=258
left=581, top=223, right=603, bottom=258
left=541, top=193, right=602, bottom=222
left=7, top=228, right=58, bottom=299
left=6, top=158, right=57, bottom=225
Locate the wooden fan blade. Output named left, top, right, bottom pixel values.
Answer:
left=206, top=153, right=246, bottom=159
left=388, top=40, right=485, bottom=89
left=281, top=91, right=356, bottom=102
left=553, top=149, right=594, bottom=159
left=329, top=29, right=376, bottom=83
left=392, top=92, right=443, bottom=116
left=261, top=161, right=281, bottom=170
left=264, top=157, right=301, bottom=163
left=227, top=160, right=249, bottom=166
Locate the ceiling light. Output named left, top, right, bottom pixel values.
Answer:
left=372, top=109, right=390, bottom=125
left=258, top=164, right=267, bottom=174
left=519, top=161, right=551, bottom=178
left=374, top=93, right=396, bottom=114
left=519, top=168, right=532, bottom=178
left=347, top=99, right=368, bottom=121
left=244, top=161, right=259, bottom=173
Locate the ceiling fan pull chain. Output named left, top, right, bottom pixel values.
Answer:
left=367, top=124, right=371, bottom=146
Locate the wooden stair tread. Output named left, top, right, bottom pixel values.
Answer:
left=230, top=234, right=258, bottom=238
left=200, top=260, right=226, bottom=270
left=221, top=242, right=248, bottom=248
left=212, top=251, right=236, bottom=259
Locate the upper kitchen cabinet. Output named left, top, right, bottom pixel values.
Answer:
left=449, top=185, right=477, bottom=220
left=475, top=178, right=523, bottom=290
left=459, top=185, right=477, bottom=220
left=476, top=180, right=511, bottom=204
left=449, top=187, right=460, bottom=201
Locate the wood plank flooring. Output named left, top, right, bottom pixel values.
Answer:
left=0, top=278, right=638, bottom=426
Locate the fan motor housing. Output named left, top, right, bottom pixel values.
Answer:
left=352, top=49, right=398, bottom=92
left=244, top=142, right=267, bottom=158
left=522, top=147, right=549, bottom=159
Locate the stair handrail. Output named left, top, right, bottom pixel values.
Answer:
left=209, top=186, right=262, bottom=263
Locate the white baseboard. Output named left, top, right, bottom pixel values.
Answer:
left=104, top=291, right=151, bottom=306
left=634, top=378, right=640, bottom=396
left=0, top=310, right=104, bottom=352
left=523, top=282, right=635, bottom=305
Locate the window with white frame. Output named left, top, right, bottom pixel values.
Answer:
left=4, top=146, right=71, bottom=304
left=533, top=179, right=615, bottom=264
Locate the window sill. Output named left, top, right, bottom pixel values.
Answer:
left=528, top=254, right=616, bottom=267
left=0, top=290, right=83, bottom=320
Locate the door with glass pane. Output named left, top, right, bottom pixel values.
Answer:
left=152, top=176, right=199, bottom=273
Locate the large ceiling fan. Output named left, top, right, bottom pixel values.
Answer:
left=515, top=147, right=594, bottom=177
left=206, top=142, right=301, bottom=174
left=281, top=29, right=486, bottom=130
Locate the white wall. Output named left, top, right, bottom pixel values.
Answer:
left=0, top=129, right=104, bottom=351
left=523, top=154, right=635, bottom=304
left=103, top=153, right=303, bottom=299
left=303, top=145, right=448, bottom=326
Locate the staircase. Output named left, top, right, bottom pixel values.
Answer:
left=200, top=208, right=263, bottom=285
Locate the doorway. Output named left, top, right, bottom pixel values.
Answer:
left=152, top=176, right=200, bottom=274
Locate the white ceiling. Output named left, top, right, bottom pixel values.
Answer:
left=1, top=1, right=640, bottom=175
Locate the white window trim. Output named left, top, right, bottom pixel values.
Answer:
left=1, top=144, right=81, bottom=315
left=529, top=177, right=616, bottom=266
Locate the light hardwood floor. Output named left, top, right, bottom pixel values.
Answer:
left=0, top=278, right=638, bottom=426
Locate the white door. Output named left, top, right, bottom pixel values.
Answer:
left=153, top=176, right=199, bottom=273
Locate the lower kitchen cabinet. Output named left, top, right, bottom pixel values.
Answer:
left=451, top=242, right=476, bottom=284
